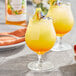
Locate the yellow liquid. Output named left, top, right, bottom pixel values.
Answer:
left=47, top=4, right=74, bottom=37
left=25, top=18, right=56, bottom=55
left=6, top=20, right=27, bottom=27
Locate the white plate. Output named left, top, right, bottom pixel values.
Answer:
left=0, top=24, right=25, bottom=51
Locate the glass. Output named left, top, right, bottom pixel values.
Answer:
left=25, top=17, right=56, bottom=71
left=47, top=1, right=74, bottom=51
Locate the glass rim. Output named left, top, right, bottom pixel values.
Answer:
left=63, top=2, right=71, bottom=6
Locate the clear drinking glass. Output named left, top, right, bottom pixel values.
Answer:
left=25, top=17, right=56, bottom=71
left=47, top=1, right=74, bottom=51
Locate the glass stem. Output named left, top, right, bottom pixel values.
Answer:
left=38, top=55, right=42, bottom=68
left=57, top=37, right=62, bottom=46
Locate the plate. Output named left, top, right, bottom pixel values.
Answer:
left=0, top=24, right=25, bottom=51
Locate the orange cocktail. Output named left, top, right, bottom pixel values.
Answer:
left=25, top=8, right=56, bottom=71
left=47, top=4, right=74, bottom=37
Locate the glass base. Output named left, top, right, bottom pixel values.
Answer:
left=51, top=42, right=73, bottom=51
left=28, top=61, right=54, bottom=72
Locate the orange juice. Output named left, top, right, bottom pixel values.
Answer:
left=25, top=18, right=56, bottom=55
left=47, top=4, right=74, bottom=37
left=5, top=0, right=27, bottom=27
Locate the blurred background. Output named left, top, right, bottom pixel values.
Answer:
left=0, top=0, right=76, bottom=24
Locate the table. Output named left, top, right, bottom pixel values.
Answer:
left=0, top=44, right=75, bottom=76
left=0, top=23, right=75, bottom=76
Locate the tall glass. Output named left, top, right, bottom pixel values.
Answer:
left=47, top=1, right=74, bottom=51
left=25, top=17, right=56, bottom=71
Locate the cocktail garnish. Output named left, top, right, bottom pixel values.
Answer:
left=33, top=8, right=42, bottom=21
left=48, top=0, right=62, bottom=6
left=33, top=8, right=45, bottom=21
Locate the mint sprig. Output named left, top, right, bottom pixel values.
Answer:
left=36, top=3, right=48, bottom=15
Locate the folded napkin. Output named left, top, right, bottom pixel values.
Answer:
left=0, top=28, right=26, bottom=46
